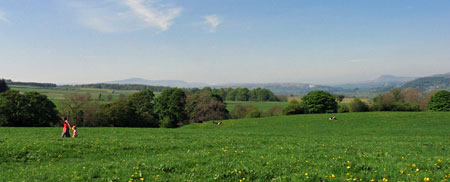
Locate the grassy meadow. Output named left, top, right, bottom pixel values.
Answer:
left=1, top=112, right=449, bottom=181
left=226, top=101, right=290, bottom=112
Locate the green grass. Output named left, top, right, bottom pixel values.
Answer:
left=226, top=101, right=290, bottom=112
left=1, top=112, right=449, bottom=181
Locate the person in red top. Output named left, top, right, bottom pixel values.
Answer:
left=61, top=117, right=71, bottom=138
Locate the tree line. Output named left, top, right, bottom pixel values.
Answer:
left=1, top=78, right=449, bottom=127
left=186, top=87, right=281, bottom=101
left=278, top=89, right=450, bottom=117
left=5, top=79, right=57, bottom=88
left=1, top=79, right=230, bottom=127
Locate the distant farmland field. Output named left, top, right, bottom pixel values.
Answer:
left=9, top=85, right=149, bottom=108
left=1, top=112, right=449, bottom=181
left=226, top=101, right=290, bottom=112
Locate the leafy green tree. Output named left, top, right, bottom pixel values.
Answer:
left=0, top=90, right=59, bottom=126
left=282, top=100, right=305, bottom=115
left=235, top=88, right=250, bottom=101
left=213, top=88, right=227, bottom=101
left=201, top=87, right=212, bottom=93
left=248, top=88, right=278, bottom=101
left=226, top=89, right=238, bottom=101
left=427, top=90, right=450, bottom=111
left=99, top=99, right=139, bottom=127
left=248, top=89, right=257, bottom=101
left=0, top=90, right=28, bottom=126
left=392, top=88, right=403, bottom=102
left=0, top=79, right=9, bottom=93
left=155, top=88, right=187, bottom=128
left=22, top=92, right=60, bottom=126
left=349, top=98, right=369, bottom=112
left=128, top=90, right=159, bottom=127
left=302, top=90, right=338, bottom=113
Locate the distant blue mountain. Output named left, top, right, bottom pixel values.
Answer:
left=106, top=78, right=208, bottom=88
left=334, top=75, right=415, bottom=89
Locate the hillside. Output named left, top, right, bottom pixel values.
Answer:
left=334, top=75, right=415, bottom=89
left=399, top=73, right=450, bottom=91
left=1, top=112, right=449, bottom=181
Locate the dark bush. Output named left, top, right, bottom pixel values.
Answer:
left=349, top=98, right=369, bottom=112
left=282, top=100, right=305, bottom=115
left=427, top=90, right=450, bottom=111
left=231, top=105, right=260, bottom=119
left=0, top=90, right=59, bottom=126
left=265, top=106, right=283, bottom=117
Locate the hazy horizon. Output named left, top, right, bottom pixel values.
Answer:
left=1, top=0, right=450, bottom=85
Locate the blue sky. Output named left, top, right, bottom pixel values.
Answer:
left=1, top=0, right=449, bottom=85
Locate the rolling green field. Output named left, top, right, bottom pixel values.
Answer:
left=9, top=85, right=145, bottom=108
left=1, top=112, right=449, bottom=182
left=226, top=101, right=290, bottom=112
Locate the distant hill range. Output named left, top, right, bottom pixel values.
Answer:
left=334, top=75, right=415, bottom=89
left=105, top=74, right=449, bottom=96
left=399, top=73, right=450, bottom=91
left=106, top=78, right=208, bottom=88
left=5, top=72, right=448, bottom=97
left=211, top=83, right=340, bottom=95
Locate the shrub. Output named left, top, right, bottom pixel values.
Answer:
left=265, top=106, right=283, bottom=117
left=338, top=105, right=349, bottom=113
left=231, top=105, right=259, bottom=119
left=246, top=109, right=263, bottom=118
left=282, top=100, right=305, bottom=115
left=349, top=98, right=369, bottom=112
left=302, top=90, right=338, bottom=113
left=427, top=90, right=450, bottom=111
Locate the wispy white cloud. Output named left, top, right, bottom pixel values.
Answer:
left=203, top=14, right=221, bottom=33
left=0, top=10, right=9, bottom=23
left=125, top=0, right=182, bottom=31
left=70, top=0, right=182, bottom=33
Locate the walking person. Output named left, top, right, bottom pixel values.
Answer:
left=61, top=117, right=71, bottom=138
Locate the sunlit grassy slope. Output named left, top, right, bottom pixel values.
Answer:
left=0, top=112, right=449, bottom=181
